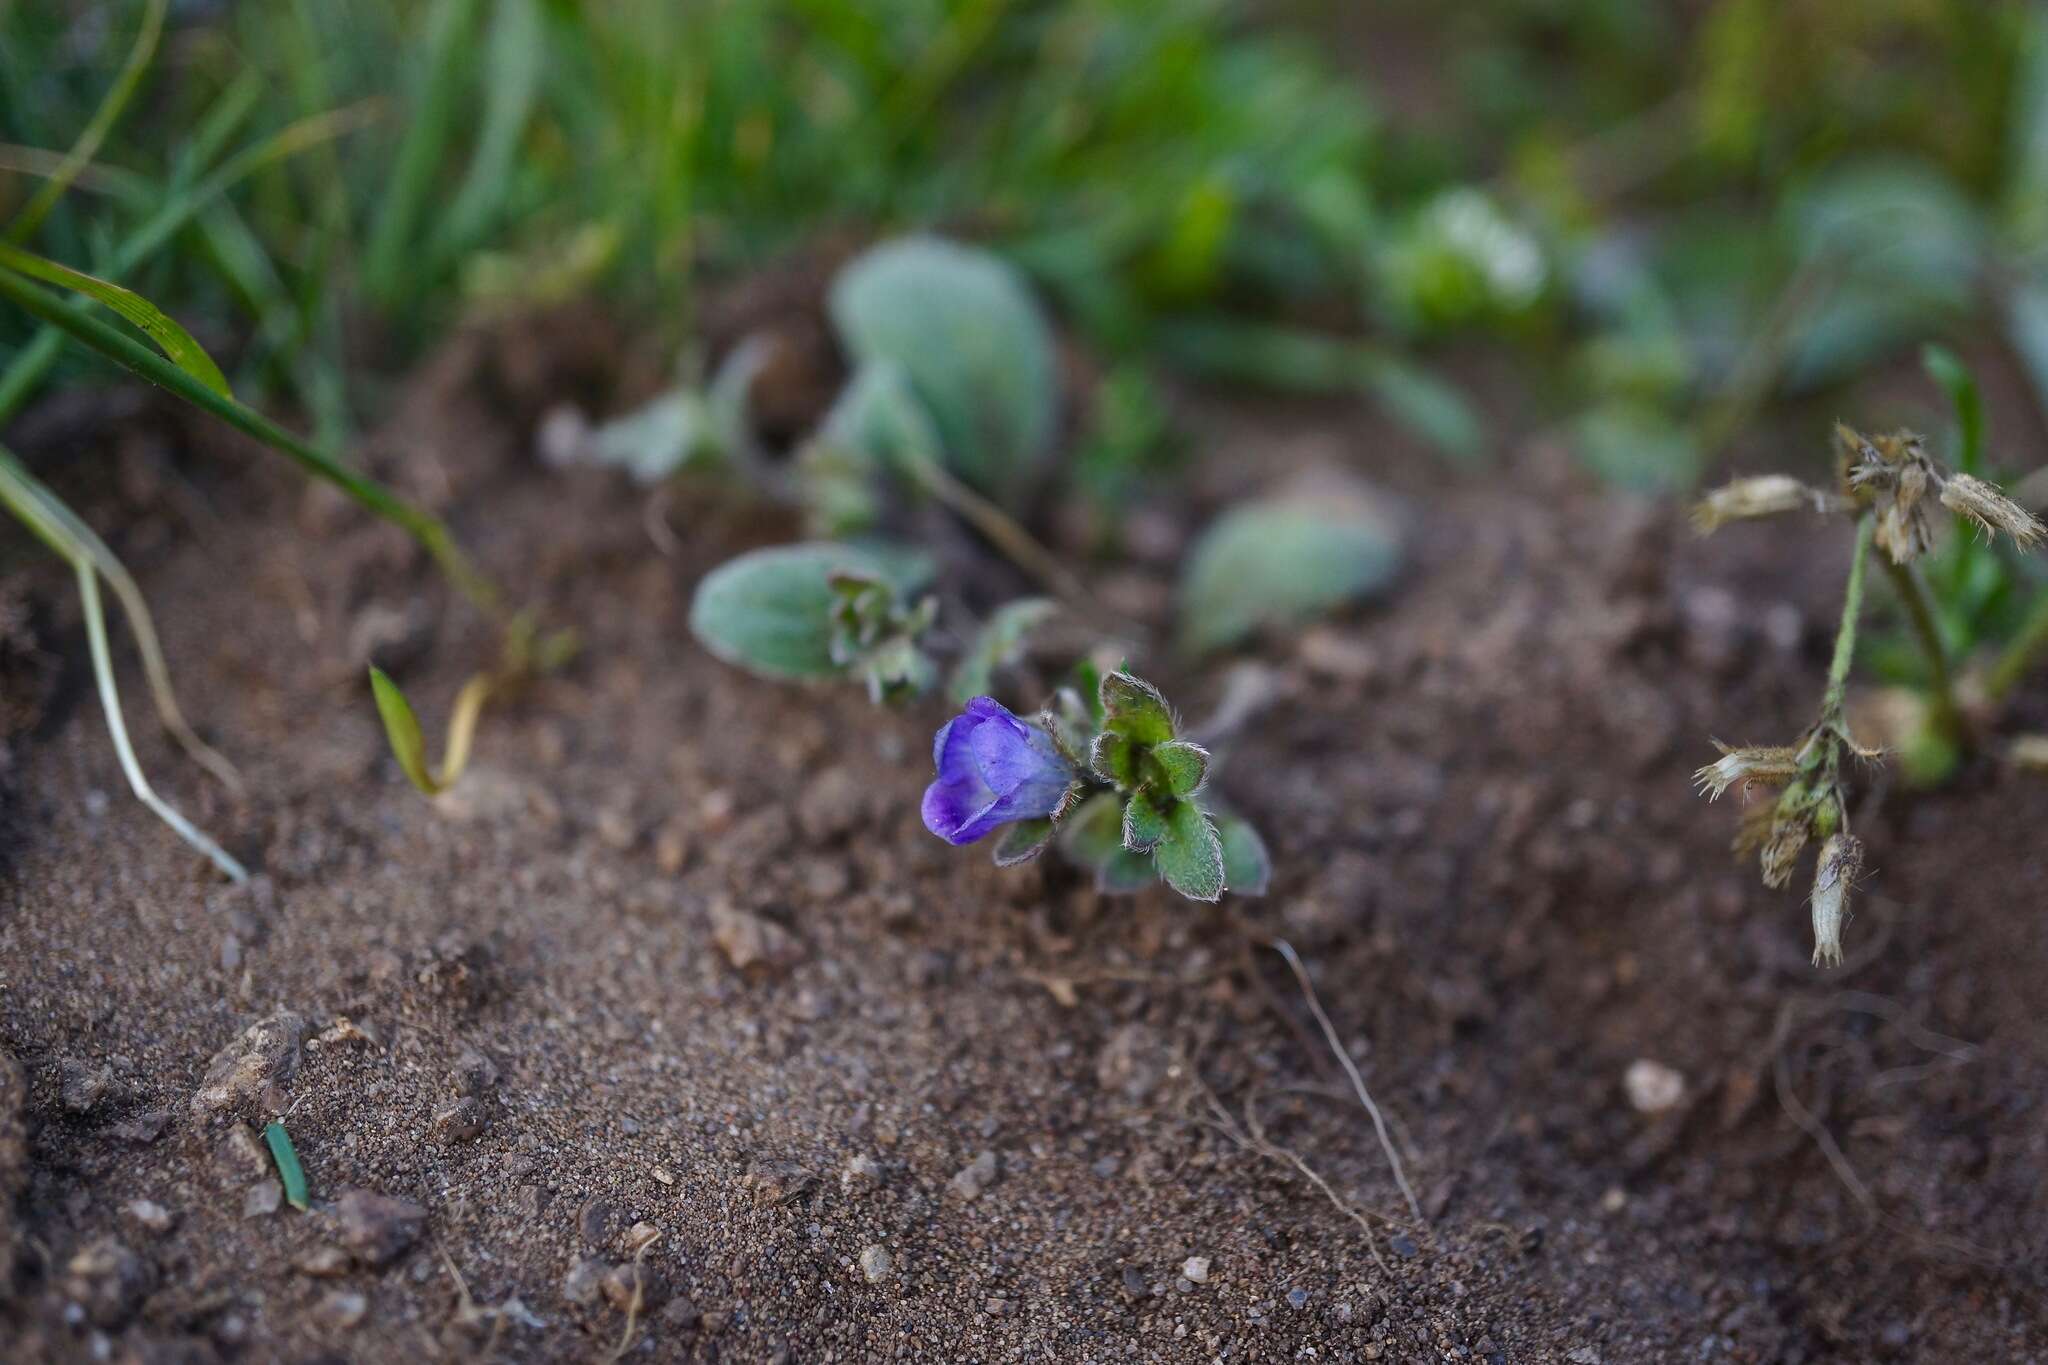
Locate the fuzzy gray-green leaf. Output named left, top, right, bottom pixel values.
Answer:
left=690, top=542, right=923, bottom=682
left=949, top=597, right=1057, bottom=704
left=1215, top=814, right=1271, bottom=896
left=1090, top=731, right=1140, bottom=788
left=993, top=818, right=1056, bottom=867
left=1178, top=493, right=1401, bottom=655
left=1096, top=847, right=1159, bottom=895
left=828, top=236, right=1057, bottom=506
left=1059, top=792, right=1126, bottom=868
left=1153, top=800, right=1225, bottom=902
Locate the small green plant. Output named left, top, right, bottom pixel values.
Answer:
left=1691, top=421, right=2044, bottom=965
left=922, top=669, right=1269, bottom=903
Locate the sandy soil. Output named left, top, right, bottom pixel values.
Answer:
left=1, top=311, right=2045, bottom=1364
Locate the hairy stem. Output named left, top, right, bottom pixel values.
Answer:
left=1878, top=554, right=1964, bottom=745
left=1822, top=515, right=1875, bottom=724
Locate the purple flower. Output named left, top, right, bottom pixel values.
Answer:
left=921, top=697, right=1072, bottom=846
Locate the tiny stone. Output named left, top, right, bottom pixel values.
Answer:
left=1120, top=1266, right=1148, bottom=1297
left=432, top=1097, right=485, bottom=1143
left=1388, top=1233, right=1419, bottom=1258
left=858, top=1244, right=893, bottom=1284
left=1287, top=1288, right=1309, bottom=1310
left=623, top=1222, right=661, bottom=1254
left=314, top=1290, right=368, bottom=1331
left=1176, top=1278, right=1194, bottom=1294
left=452, top=1048, right=499, bottom=1096
left=63, top=1239, right=151, bottom=1327
left=296, top=1246, right=352, bottom=1278
left=661, top=1294, right=701, bottom=1328
left=334, top=1189, right=426, bottom=1266
left=1180, top=1256, right=1210, bottom=1284
left=1090, top=1155, right=1121, bottom=1179
left=742, top=1160, right=818, bottom=1207
left=652, top=1166, right=675, bottom=1186
left=561, top=1258, right=608, bottom=1308
left=123, top=1200, right=174, bottom=1236
left=595, top=805, right=638, bottom=851
left=240, top=1177, right=283, bottom=1219
left=947, top=1150, right=1000, bottom=1203
left=709, top=899, right=805, bottom=975
left=109, top=1109, right=170, bottom=1144
left=577, top=1196, right=622, bottom=1249
left=216, top=1126, right=272, bottom=1183
left=1624, top=1058, right=1686, bottom=1114
left=842, top=1154, right=883, bottom=1188
left=600, top=1261, right=669, bottom=1312
left=59, top=1058, right=116, bottom=1114
left=190, top=1013, right=304, bottom=1120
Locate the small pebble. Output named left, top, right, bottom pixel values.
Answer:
left=1624, top=1058, right=1686, bottom=1114
left=243, top=1181, right=282, bottom=1218
left=1389, top=1233, right=1419, bottom=1258
left=947, top=1150, right=999, bottom=1203
left=123, top=1200, right=174, bottom=1236
left=314, top=1290, right=368, bottom=1331
left=858, top=1244, right=893, bottom=1284
left=1180, top=1256, right=1210, bottom=1284
left=432, top=1097, right=485, bottom=1143
left=1287, top=1287, right=1309, bottom=1310
left=334, top=1189, right=426, bottom=1266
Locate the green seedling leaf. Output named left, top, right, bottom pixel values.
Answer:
left=1178, top=490, right=1402, bottom=655
left=1122, top=795, right=1169, bottom=852
left=1089, top=732, right=1140, bottom=788
left=949, top=598, right=1057, bottom=704
left=369, top=665, right=438, bottom=796
left=1922, top=344, right=1984, bottom=474
left=0, top=243, right=229, bottom=398
left=828, top=236, right=1057, bottom=506
left=1097, top=846, right=1160, bottom=895
left=690, top=542, right=923, bottom=682
left=1215, top=814, right=1271, bottom=896
left=993, top=818, right=1056, bottom=867
left=1100, top=670, right=1175, bottom=744
left=1058, top=792, right=1125, bottom=869
left=1152, top=740, right=1209, bottom=798
left=1153, top=800, right=1225, bottom=902
left=262, top=1119, right=309, bottom=1211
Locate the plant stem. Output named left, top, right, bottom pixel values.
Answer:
left=1878, top=553, right=1965, bottom=744
left=1989, top=587, right=2048, bottom=701
left=1822, top=515, right=1875, bottom=724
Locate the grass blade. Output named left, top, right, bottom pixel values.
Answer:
left=4, top=0, right=167, bottom=243
left=0, top=265, right=501, bottom=617
left=262, top=1120, right=310, bottom=1211
left=0, top=242, right=231, bottom=398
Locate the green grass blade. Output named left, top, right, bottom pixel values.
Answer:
left=0, top=265, right=500, bottom=617
left=5, top=0, right=167, bottom=243
left=0, top=242, right=231, bottom=398
left=262, top=1120, right=310, bottom=1211
left=364, top=0, right=486, bottom=305
left=434, top=0, right=544, bottom=265
left=368, top=666, right=441, bottom=795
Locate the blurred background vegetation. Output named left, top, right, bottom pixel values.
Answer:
left=1, top=0, right=2044, bottom=484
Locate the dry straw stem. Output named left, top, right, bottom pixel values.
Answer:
left=1270, top=939, right=1424, bottom=1224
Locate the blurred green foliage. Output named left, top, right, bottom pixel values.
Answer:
left=2, top=0, right=2046, bottom=489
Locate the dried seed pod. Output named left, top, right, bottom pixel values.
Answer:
left=1693, top=743, right=1802, bottom=801
left=1939, top=473, right=2045, bottom=550
left=1690, top=476, right=1831, bottom=533
left=1808, top=833, right=1864, bottom=967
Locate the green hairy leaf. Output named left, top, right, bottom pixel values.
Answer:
left=1178, top=490, right=1402, bottom=655
left=1100, top=670, right=1175, bottom=745
left=1152, top=740, right=1209, bottom=797
left=1058, top=792, right=1126, bottom=869
left=993, top=818, right=1056, bottom=867
left=1153, top=800, right=1225, bottom=902
left=1121, top=796, right=1169, bottom=852
left=828, top=236, right=1057, bottom=506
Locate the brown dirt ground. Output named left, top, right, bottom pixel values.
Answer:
left=2, top=311, right=2046, bottom=1365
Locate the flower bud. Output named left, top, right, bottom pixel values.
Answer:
left=1940, top=473, right=2045, bottom=550
left=1693, top=743, right=1801, bottom=801
left=921, top=698, right=1075, bottom=846
left=1808, top=833, right=1864, bottom=967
